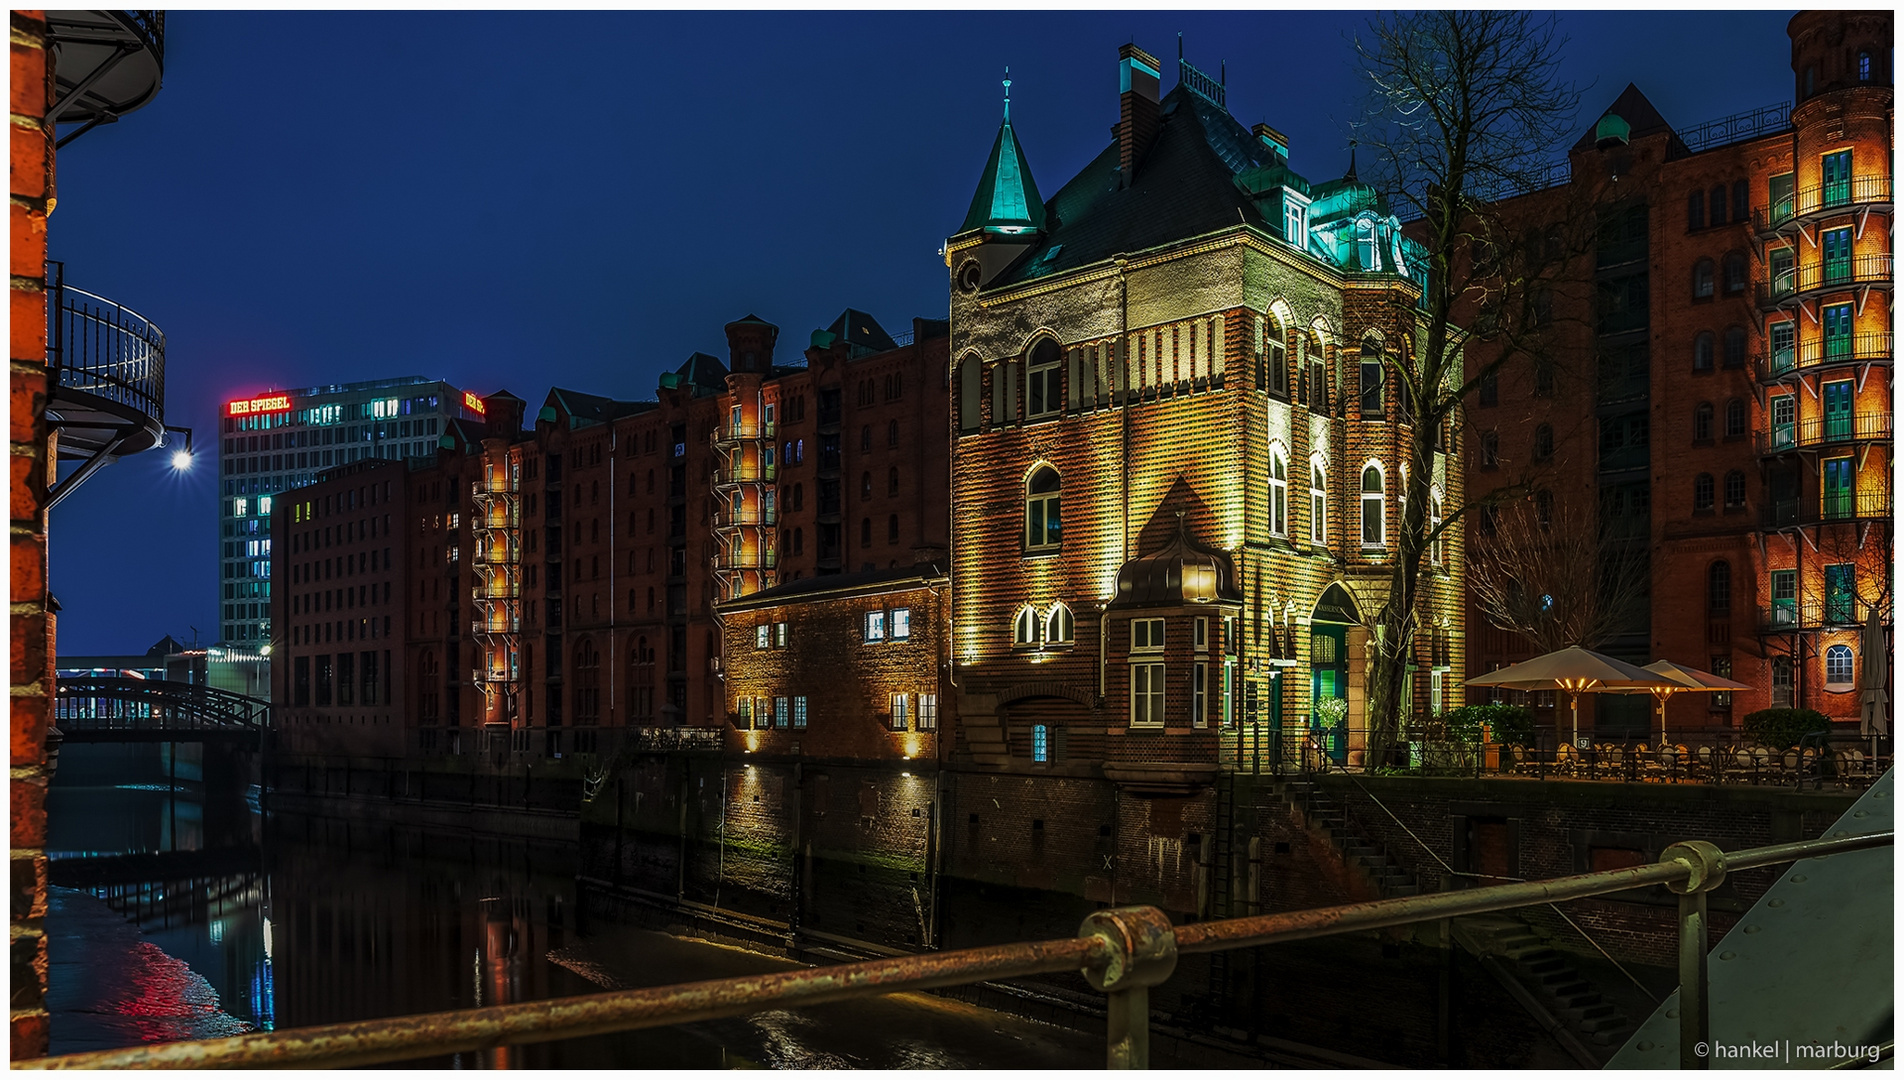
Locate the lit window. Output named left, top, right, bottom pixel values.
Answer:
left=1026, top=339, right=1062, bottom=419
left=793, top=696, right=808, bottom=728
left=1192, top=661, right=1208, bottom=728
left=864, top=610, right=886, bottom=642
left=1429, top=495, right=1444, bottom=566
left=774, top=697, right=789, bottom=728
left=1131, top=663, right=1166, bottom=727
left=1032, top=723, right=1049, bottom=762
left=1025, top=466, right=1061, bottom=550
left=1361, top=465, right=1385, bottom=547
left=1826, top=645, right=1855, bottom=687
left=1268, top=450, right=1288, bottom=536
left=1310, top=464, right=1327, bottom=544
left=1709, top=657, right=1733, bottom=709
left=1045, top=602, right=1074, bottom=645
left=1013, top=605, right=1040, bottom=648
left=918, top=693, right=938, bottom=731
left=1359, top=338, right=1385, bottom=416
left=737, top=697, right=752, bottom=727
left=891, top=693, right=911, bottom=731
left=756, top=625, right=771, bottom=649
left=775, top=622, right=788, bottom=647
left=890, top=608, right=910, bottom=640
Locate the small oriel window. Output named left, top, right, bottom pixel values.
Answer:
left=1131, top=618, right=1165, bottom=652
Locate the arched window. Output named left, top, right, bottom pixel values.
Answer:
left=1693, top=259, right=1715, bottom=299
left=861, top=471, right=873, bottom=499
left=1708, top=561, right=1731, bottom=614
left=1708, top=184, right=1727, bottom=227
left=1307, top=337, right=1328, bottom=413
left=1269, top=450, right=1289, bottom=536
left=1429, top=493, right=1445, bottom=565
left=1358, top=336, right=1385, bottom=416
left=1481, top=430, right=1500, bottom=468
left=993, top=358, right=1019, bottom=425
left=888, top=466, right=899, bottom=495
left=1694, top=473, right=1715, bottom=510
left=1027, top=338, right=1062, bottom=418
left=1694, top=402, right=1714, bottom=441
left=1360, top=465, right=1385, bottom=547
left=1309, top=463, right=1327, bottom=544
left=1687, top=189, right=1705, bottom=231
left=1045, top=602, right=1075, bottom=646
left=1025, top=466, right=1061, bottom=551
left=1723, top=252, right=1747, bottom=294
left=1724, top=470, right=1746, bottom=508
left=1533, top=423, right=1554, bottom=462
left=957, top=359, right=981, bottom=434
left=1826, top=645, right=1855, bottom=687
left=1013, top=605, right=1041, bottom=648
left=1693, top=332, right=1715, bottom=371
left=1771, top=655, right=1795, bottom=706
left=1265, top=314, right=1288, bottom=395
left=1723, top=327, right=1747, bottom=369
left=1859, top=51, right=1872, bottom=82
left=1535, top=490, right=1553, bottom=531
left=1724, top=398, right=1746, bottom=437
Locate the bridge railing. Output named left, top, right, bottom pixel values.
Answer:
left=14, top=828, right=1891, bottom=1070
left=52, top=677, right=269, bottom=733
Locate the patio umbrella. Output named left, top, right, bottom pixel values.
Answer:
left=1600, top=660, right=1753, bottom=744
left=1466, top=645, right=1683, bottom=748
left=1859, top=607, right=1890, bottom=740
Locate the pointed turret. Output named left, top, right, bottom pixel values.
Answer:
left=959, top=71, right=1046, bottom=235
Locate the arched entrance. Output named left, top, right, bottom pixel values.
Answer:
left=1309, top=584, right=1360, bottom=764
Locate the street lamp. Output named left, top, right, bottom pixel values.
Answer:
left=165, top=425, right=194, bottom=471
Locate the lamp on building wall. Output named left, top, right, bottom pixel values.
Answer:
left=165, top=425, right=193, bottom=471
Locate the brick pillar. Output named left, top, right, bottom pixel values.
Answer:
left=9, top=8, right=53, bottom=1061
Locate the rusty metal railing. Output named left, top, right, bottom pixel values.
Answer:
left=16, top=830, right=1891, bottom=1070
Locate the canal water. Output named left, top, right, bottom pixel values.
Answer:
left=42, top=746, right=1112, bottom=1068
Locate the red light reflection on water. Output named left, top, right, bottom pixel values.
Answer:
left=104, top=941, right=253, bottom=1044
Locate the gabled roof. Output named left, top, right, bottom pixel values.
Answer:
left=146, top=634, right=189, bottom=658
left=817, top=308, right=898, bottom=356
left=960, top=98, right=1046, bottom=234
left=543, top=387, right=643, bottom=428
left=994, top=84, right=1281, bottom=287
left=1572, top=83, right=1679, bottom=152
left=719, top=562, right=948, bottom=613
left=661, top=352, right=729, bottom=397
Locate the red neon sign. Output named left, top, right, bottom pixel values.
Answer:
left=463, top=391, right=486, bottom=415
left=227, top=394, right=292, bottom=417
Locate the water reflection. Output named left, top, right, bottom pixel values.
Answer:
left=46, top=748, right=1111, bottom=1068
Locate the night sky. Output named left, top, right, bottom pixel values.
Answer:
left=47, top=10, right=1798, bottom=655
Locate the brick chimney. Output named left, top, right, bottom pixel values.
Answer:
left=1117, top=44, right=1162, bottom=187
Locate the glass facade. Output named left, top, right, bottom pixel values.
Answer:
left=218, top=376, right=478, bottom=645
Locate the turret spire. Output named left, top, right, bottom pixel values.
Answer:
left=1003, top=66, right=1011, bottom=123
left=958, top=69, right=1046, bottom=236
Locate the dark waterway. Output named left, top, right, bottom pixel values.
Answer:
left=43, top=745, right=1113, bottom=1068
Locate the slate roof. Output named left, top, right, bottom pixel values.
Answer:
left=720, top=562, right=948, bottom=612
left=670, top=352, right=730, bottom=396
left=994, top=84, right=1285, bottom=288
left=819, top=308, right=898, bottom=355
left=544, top=387, right=646, bottom=427
left=960, top=103, right=1046, bottom=234
left=1572, top=83, right=1683, bottom=153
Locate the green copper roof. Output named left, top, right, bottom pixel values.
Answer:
left=960, top=82, right=1046, bottom=235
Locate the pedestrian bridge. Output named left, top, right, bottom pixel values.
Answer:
left=53, top=677, right=270, bottom=743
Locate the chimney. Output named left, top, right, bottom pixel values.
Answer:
left=1117, top=44, right=1162, bottom=186
left=1252, top=123, right=1288, bottom=162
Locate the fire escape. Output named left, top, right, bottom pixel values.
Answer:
left=471, top=460, right=522, bottom=733
left=711, top=407, right=777, bottom=599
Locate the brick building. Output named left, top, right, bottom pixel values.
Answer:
left=349, top=311, right=951, bottom=761
left=270, top=457, right=412, bottom=756
left=944, top=44, right=1467, bottom=785
left=1466, top=10, right=1893, bottom=737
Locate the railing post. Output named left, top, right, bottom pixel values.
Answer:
left=1079, top=906, right=1177, bottom=1069
left=1661, top=840, right=1726, bottom=1071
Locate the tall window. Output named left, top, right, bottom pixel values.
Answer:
left=1708, top=184, right=1727, bottom=227
left=1360, top=465, right=1385, bottom=547
left=1265, top=314, right=1288, bottom=395
left=1013, top=605, right=1040, bottom=648
left=1687, top=189, right=1705, bottom=231
left=1723, top=470, right=1746, bottom=508
left=1032, top=724, right=1050, bottom=762
left=1533, top=423, right=1553, bottom=462
left=1480, top=431, right=1499, bottom=468
left=957, top=359, right=981, bottom=433
left=1429, top=494, right=1445, bottom=566
left=1309, top=464, right=1327, bottom=544
left=1694, top=473, right=1714, bottom=511
left=1722, top=253, right=1746, bottom=294
left=1045, top=602, right=1075, bottom=646
left=1692, top=259, right=1715, bottom=299
left=1694, top=402, right=1714, bottom=441
left=1359, top=338, right=1385, bottom=417
left=1826, top=645, right=1855, bottom=688
left=1693, top=332, right=1714, bottom=371
left=1026, top=339, right=1062, bottom=419
left=1308, top=339, right=1328, bottom=413
left=918, top=694, right=937, bottom=731
left=890, top=693, right=910, bottom=731
left=1724, top=398, right=1746, bottom=438
left=993, top=359, right=1019, bottom=425
left=1268, top=450, right=1288, bottom=536
left=1130, top=664, right=1165, bottom=727
left=1707, top=561, right=1731, bottom=614
left=1025, top=466, right=1061, bottom=551
left=1723, top=327, right=1746, bottom=369
left=1771, top=655, right=1795, bottom=706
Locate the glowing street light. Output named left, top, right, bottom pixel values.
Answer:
left=170, top=448, right=193, bottom=471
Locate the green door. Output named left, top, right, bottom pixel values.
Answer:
left=1825, top=564, right=1856, bottom=624
left=1771, top=570, right=1797, bottom=627
left=1823, top=380, right=1854, bottom=441
left=1822, top=150, right=1852, bottom=208
left=1770, top=321, right=1796, bottom=374
left=1824, top=458, right=1854, bottom=519
left=1309, top=625, right=1348, bottom=764
left=1772, top=394, right=1796, bottom=449
left=1823, top=303, right=1854, bottom=363
left=1822, top=227, right=1853, bottom=286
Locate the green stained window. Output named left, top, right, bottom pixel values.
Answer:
left=1822, top=150, right=1852, bottom=207
left=1823, top=458, right=1854, bottom=519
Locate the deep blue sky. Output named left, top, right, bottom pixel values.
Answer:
left=47, top=10, right=1798, bottom=655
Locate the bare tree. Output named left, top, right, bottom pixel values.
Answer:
left=1349, top=11, right=1591, bottom=765
left=1467, top=494, right=1648, bottom=653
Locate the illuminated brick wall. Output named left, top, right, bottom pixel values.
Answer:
left=9, top=9, right=53, bottom=1058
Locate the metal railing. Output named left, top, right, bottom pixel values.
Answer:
left=625, top=726, right=723, bottom=752
left=712, top=462, right=777, bottom=486
left=712, top=548, right=777, bottom=571
left=711, top=422, right=777, bottom=445
left=1757, top=332, right=1893, bottom=381
left=1758, top=253, right=1894, bottom=307
left=1756, top=411, right=1893, bottom=454
left=1677, top=100, right=1791, bottom=154
left=1762, top=596, right=1881, bottom=633
left=45, top=261, right=166, bottom=425
left=1761, top=491, right=1893, bottom=528
left=17, top=829, right=1891, bottom=1070
left=1755, top=175, right=1894, bottom=235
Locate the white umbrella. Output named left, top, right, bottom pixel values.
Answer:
left=1600, top=660, right=1753, bottom=744
left=1466, top=645, right=1683, bottom=748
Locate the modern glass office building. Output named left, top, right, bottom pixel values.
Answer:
left=219, top=376, right=483, bottom=645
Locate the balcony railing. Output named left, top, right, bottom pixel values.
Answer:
left=473, top=477, right=519, bottom=495
left=715, top=507, right=778, bottom=528
left=474, top=581, right=521, bottom=600
left=1757, top=253, right=1894, bottom=307
left=1757, top=332, right=1893, bottom=382
left=712, top=422, right=776, bottom=446
left=1760, top=491, right=1893, bottom=529
left=1756, top=411, right=1893, bottom=454
left=18, top=830, right=1891, bottom=1071
left=712, top=463, right=777, bottom=487
left=46, top=262, right=165, bottom=428
left=1761, top=597, right=1880, bottom=633
left=712, top=549, right=778, bottom=571
left=473, top=544, right=519, bottom=565
left=470, top=618, right=521, bottom=636
left=1755, top=175, right=1893, bottom=236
